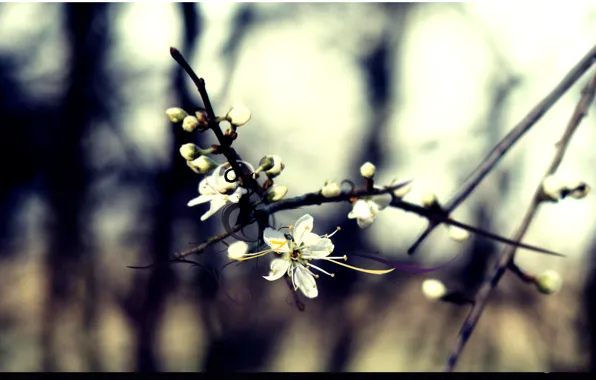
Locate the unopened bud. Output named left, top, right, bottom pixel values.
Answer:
left=266, top=185, right=288, bottom=202
left=166, top=107, right=188, bottom=123
left=360, top=162, right=376, bottom=179
left=228, top=241, right=249, bottom=260
left=264, top=155, right=284, bottom=178
left=422, top=279, right=447, bottom=301
left=179, top=143, right=201, bottom=161
left=534, top=270, right=562, bottom=295
left=226, top=103, right=251, bottom=126
left=447, top=226, right=470, bottom=242
left=182, top=115, right=200, bottom=132
left=421, top=191, right=438, bottom=208
left=322, top=181, right=342, bottom=198
left=541, top=175, right=566, bottom=201
left=188, top=156, right=218, bottom=174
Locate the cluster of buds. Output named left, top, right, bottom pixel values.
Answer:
left=166, top=107, right=209, bottom=133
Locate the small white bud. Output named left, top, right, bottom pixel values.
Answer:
left=447, top=226, right=470, bottom=242
left=264, top=155, right=285, bottom=178
left=226, top=103, right=251, bottom=126
left=322, top=181, right=342, bottom=198
left=228, top=241, right=249, bottom=260
left=266, top=185, right=288, bottom=202
left=541, top=175, right=565, bottom=201
left=166, top=107, right=188, bottom=123
left=392, top=179, right=413, bottom=199
left=421, top=191, right=438, bottom=208
left=188, top=156, right=218, bottom=174
left=182, top=115, right=200, bottom=132
left=422, top=279, right=447, bottom=301
left=360, top=162, right=376, bottom=179
left=179, top=143, right=201, bottom=161
left=534, top=270, right=562, bottom=295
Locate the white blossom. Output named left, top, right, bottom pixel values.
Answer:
left=187, top=162, right=254, bottom=221
left=347, top=194, right=391, bottom=229
left=228, top=214, right=394, bottom=299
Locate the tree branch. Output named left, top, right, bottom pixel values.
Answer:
left=407, top=43, right=596, bottom=255
left=444, top=69, right=596, bottom=372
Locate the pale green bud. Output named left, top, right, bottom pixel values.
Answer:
left=188, top=156, right=218, bottom=174
left=182, top=115, right=200, bottom=132
left=266, top=185, right=288, bottom=202
left=321, top=181, right=342, bottom=198
left=360, top=162, right=376, bottom=179
left=179, top=143, right=201, bottom=161
left=166, top=107, right=188, bottom=123
left=534, top=270, right=562, bottom=295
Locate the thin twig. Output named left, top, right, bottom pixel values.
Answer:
left=444, top=70, right=596, bottom=372
left=407, top=43, right=596, bottom=255
left=259, top=181, right=563, bottom=257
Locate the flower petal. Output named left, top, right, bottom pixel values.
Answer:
left=293, top=214, right=314, bottom=244
left=227, top=187, right=247, bottom=203
left=356, top=216, right=374, bottom=229
left=302, top=233, right=334, bottom=257
left=348, top=200, right=373, bottom=219
left=198, top=178, right=217, bottom=196
left=263, top=227, right=290, bottom=252
left=372, top=193, right=392, bottom=210
left=199, top=198, right=227, bottom=221
left=188, top=194, right=216, bottom=207
left=293, top=264, right=318, bottom=298
left=263, top=258, right=291, bottom=281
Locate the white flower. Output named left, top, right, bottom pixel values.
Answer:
left=226, top=103, right=251, bottom=126
left=182, top=115, right=200, bottom=132
left=166, top=107, right=188, bottom=123
left=534, top=270, right=562, bottom=295
left=228, top=241, right=249, bottom=260
left=360, top=162, right=376, bottom=179
left=229, top=214, right=394, bottom=299
left=347, top=194, right=391, bottom=229
left=321, top=181, right=341, bottom=198
left=266, top=185, right=288, bottom=202
left=422, top=279, right=447, bottom=301
left=187, top=162, right=253, bottom=221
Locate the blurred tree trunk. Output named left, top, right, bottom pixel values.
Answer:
left=41, top=2, right=109, bottom=371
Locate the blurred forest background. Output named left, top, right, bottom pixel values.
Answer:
left=1, top=1, right=596, bottom=372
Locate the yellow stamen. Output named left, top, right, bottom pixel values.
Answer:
left=325, top=259, right=395, bottom=275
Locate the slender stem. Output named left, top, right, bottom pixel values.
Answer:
left=407, top=43, right=596, bottom=255
left=444, top=70, right=596, bottom=372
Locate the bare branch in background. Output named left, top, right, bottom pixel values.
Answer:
left=407, top=43, right=596, bottom=255
left=444, top=69, right=596, bottom=372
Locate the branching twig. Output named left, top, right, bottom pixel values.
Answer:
left=407, top=43, right=596, bottom=255
left=259, top=182, right=563, bottom=257
left=444, top=70, right=596, bottom=372
left=170, top=47, right=265, bottom=196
